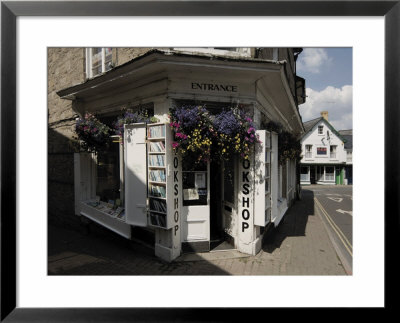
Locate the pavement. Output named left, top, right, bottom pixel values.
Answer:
left=48, top=188, right=347, bottom=275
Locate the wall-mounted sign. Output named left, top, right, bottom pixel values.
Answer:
left=191, top=82, right=238, bottom=93
left=173, top=152, right=180, bottom=236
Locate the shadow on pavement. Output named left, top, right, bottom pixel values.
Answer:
left=262, top=189, right=315, bottom=254
left=48, top=219, right=230, bottom=275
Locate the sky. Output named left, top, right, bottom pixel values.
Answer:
left=296, top=48, right=353, bottom=131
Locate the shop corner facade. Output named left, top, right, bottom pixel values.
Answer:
left=50, top=48, right=305, bottom=262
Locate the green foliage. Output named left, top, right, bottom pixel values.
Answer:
left=263, top=121, right=302, bottom=165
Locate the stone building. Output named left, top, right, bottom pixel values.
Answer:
left=49, top=47, right=306, bottom=261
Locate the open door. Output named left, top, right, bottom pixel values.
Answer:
left=124, top=123, right=148, bottom=226
left=220, top=158, right=236, bottom=247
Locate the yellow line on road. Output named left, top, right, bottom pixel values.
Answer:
left=314, top=197, right=353, bottom=257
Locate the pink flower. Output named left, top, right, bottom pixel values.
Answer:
left=172, top=142, right=179, bottom=148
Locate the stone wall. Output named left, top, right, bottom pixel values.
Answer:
left=114, top=47, right=153, bottom=65
left=48, top=48, right=86, bottom=228
left=48, top=48, right=156, bottom=228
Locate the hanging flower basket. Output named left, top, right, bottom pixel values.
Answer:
left=169, top=105, right=215, bottom=164
left=169, top=105, right=260, bottom=164
left=113, top=108, right=160, bottom=142
left=213, top=108, right=260, bottom=161
left=75, top=113, right=112, bottom=153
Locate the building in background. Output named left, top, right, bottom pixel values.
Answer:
left=338, top=129, right=353, bottom=184
left=49, top=47, right=306, bottom=262
left=300, top=111, right=350, bottom=185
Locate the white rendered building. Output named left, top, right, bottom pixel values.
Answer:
left=300, top=111, right=348, bottom=185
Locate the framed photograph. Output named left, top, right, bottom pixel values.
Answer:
left=2, top=0, right=398, bottom=321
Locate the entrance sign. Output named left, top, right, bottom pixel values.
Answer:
left=191, top=82, right=238, bottom=92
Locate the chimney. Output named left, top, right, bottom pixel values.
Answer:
left=321, top=111, right=328, bottom=121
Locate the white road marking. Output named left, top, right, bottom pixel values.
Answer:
left=336, top=209, right=353, bottom=216
left=327, top=197, right=343, bottom=203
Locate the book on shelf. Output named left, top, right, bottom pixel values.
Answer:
left=148, top=125, right=166, bottom=138
left=149, top=169, right=166, bottom=182
left=149, top=198, right=167, bottom=213
left=149, top=141, right=165, bottom=152
left=148, top=154, right=165, bottom=166
left=149, top=184, right=166, bottom=198
left=150, top=212, right=166, bottom=227
left=150, top=212, right=167, bottom=228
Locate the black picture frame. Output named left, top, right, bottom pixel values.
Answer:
left=1, top=0, right=398, bottom=321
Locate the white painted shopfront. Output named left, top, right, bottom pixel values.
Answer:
left=60, top=49, right=303, bottom=262
left=300, top=114, right=347, bottom=185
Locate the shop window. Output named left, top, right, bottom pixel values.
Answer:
left=300, top=166, right=309, bottom=181
left=182, top=160, right=208, bottom=206
left=96, top=140, right=121, bottom=205
left=318, top=125, right=323, bottom=135
left=287, top=160, right=295, bottom=190
left=94, top=105, right=154, bottom=206
left=325, top=166, right=335, bottom=181
left=317, top=166, right=324, bottom=181
left=278, top=165, right=282, bottom=200
left=86, top=47, right=113, bottom=78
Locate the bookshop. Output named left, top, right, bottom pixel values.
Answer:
left=59, top=49, right=303, bottom=262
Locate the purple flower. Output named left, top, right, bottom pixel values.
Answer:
left=213, top=109, right=240, bottom=136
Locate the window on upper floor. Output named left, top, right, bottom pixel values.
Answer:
left=305, top=145, right=312, bottom=158
left=86, top=48, right=113, bottom=78
left=172, top=47, right=251, bottom=58
left=318, top=125, right=324, bottom=135
left=330, top=145, right=337, bottom=159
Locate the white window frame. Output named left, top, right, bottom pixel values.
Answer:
left=330, top=145, right=337, bottom=159
left=325, top=166, right=335, bottom=181
left=86, top=48, right=113, bottom=79
left=272, top=48, right=279, bottom=61
left=318, top=125, right=324, bottom=135
left=172, top=47, right=252, bottom=58
left=305, top=144, right=312, bottom=158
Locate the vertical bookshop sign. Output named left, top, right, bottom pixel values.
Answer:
left=239, top=157, right=254, bottom=248
left=173, top=152, right=180, bottom=236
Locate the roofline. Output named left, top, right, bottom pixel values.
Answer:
left=57, top=48, right=286, bottom=98
left=302, top=117, right=347, bottom=143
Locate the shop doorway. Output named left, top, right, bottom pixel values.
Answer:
left=209, top=158, right=236, bottom=251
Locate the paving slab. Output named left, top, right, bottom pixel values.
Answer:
left=48, top=188, right=347, bottom=275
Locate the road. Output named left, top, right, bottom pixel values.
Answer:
left=303, top=185, right=353, bottom=274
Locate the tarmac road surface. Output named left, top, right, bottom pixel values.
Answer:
left=304, top=185, right=353, bottom=274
